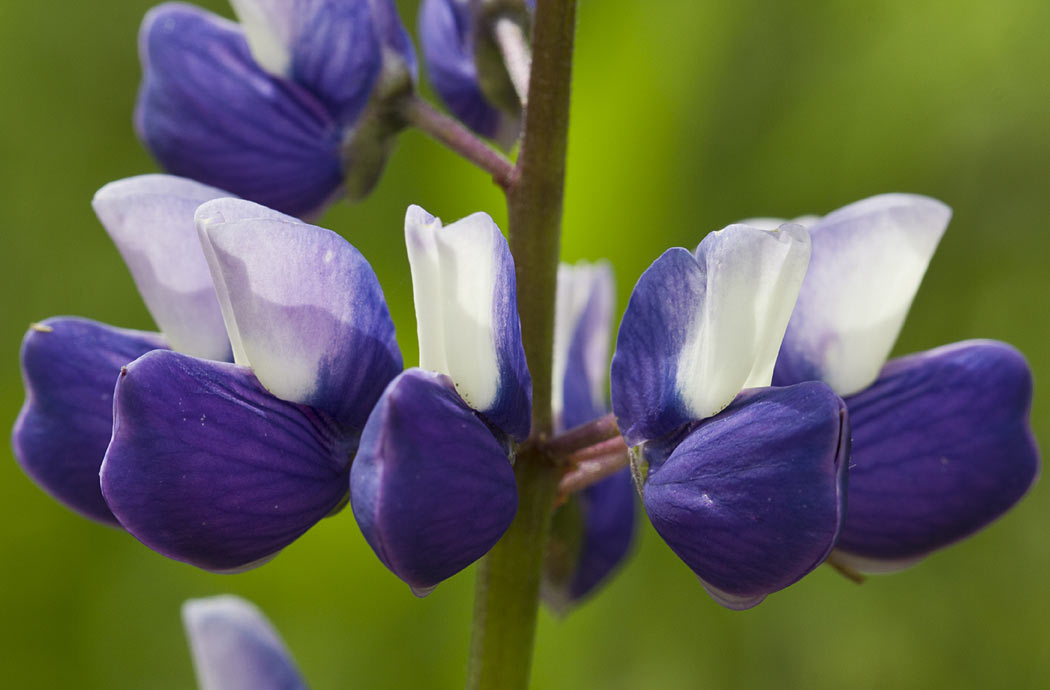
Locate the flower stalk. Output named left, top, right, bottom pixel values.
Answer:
left=466, top=1, right=577, bottom=688
left=400, top=96, right=517, bottom=189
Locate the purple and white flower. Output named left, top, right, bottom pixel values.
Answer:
left=611, top=222, right=851, bottom=609
left=183, top=595, right=307, bottom=690
left=136, top=0, right=416, bottom=218
left=543, top=261, right=636, bottom=612
left=99, top=197, right=402, bottom=572
left=768, top=194, right=1040, bottom=572
left=350, top=205, right=530, bottom=595
left=418, top=0, right=533, bottom=146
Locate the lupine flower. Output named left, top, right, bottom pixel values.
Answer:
left=543, top=261, right=636, bottom=612
left=183, top=595, right=307, bottom=690
left=136, top=0, right=416, bottom=218
left=767, top=194, right=1040, bottom=572
left=611, top=223, right=851, bottom=609
left=13, top=175, right=233, bottom=526
left=350, top=205, right=530, bottom=595
left=100, top=198, right=402, bottom=571
left=418, top=0, right=533, bottom=146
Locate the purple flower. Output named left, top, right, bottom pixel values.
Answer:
left=611, top=223, right=851, bottom=609
left=99, top=197, right=401, bottom=571
left=136, top=0, right=416, bottom=218
left=768, top=194, right=1040, bottom=572
left=543, top=261, right=636, bottom=612
left=418, top=0, right=532, bottom=145
left=183, top=595, right=307, bottom=690
left=350, top=205, right=530, bottom=594
left=13, top=175, right=234, bottom=525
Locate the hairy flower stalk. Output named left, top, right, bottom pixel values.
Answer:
left=466, top=1, right=577, bottom=688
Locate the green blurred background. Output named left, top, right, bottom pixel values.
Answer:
left=2, top=0, right=1048, bottom=687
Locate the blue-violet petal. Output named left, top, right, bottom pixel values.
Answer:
left=643, top=382, right=849, bottom=610
left=350, top=368, right=518, bottom=594
left=13, top=318, right=167, bottom=526
left=136, top=3, right=344, bottom=218
left=834, top=340, right=1040, bottom=570
left=101, top=350, right=353, bottom=572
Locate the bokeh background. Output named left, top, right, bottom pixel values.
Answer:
left=2, top=0, right=1048, bottom=687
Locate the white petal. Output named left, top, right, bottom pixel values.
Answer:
left=676, top=223, right=811, bottom=420
left=406, top=206, right=501, bottom=411
left=229, top=0, right=294, bottom=76
left=552, top=261, right=615, bottom=432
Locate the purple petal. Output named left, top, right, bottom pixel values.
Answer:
left=350, top=369, right=517, bottom=593
left=834, top=340, right=1040, bottom=570
left=92, top=175, right=231, bottom=361
left=418, top=0, right=518, bottom=142
left=367, top=0, right=418, bottom=80
left=135, top=3, right=344, bottom=219
left=611, top=224, right=809, bottom=446
left=197, top=199, right=401, bottom=433
left=183, top=595, right=307, bottom=690
left=643, top=383, right=849, bottom=610
left=545, top=468, right=636, bottom=612
left=13, top=318, right=167, bottom=526
left=405, top=206, right=531, bottom=441
left=101, top=350, right=353, bottom=572
left=554, top=261, right=615, bottom=433
left=773, top=194, right=951, bottom=395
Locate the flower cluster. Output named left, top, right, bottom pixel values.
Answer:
left=14, top=0, right=1040, bottom=629
left=610, top=194, right=1039, bottom=607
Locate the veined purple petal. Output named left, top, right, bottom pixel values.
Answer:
left=553, top=261, right=615, bottom=433
left=101, top=350, right=353, bottom=572
left=350, top=369, right=517, bottom=594
left=834, top=340, right=1039, bottom=570
left=611, top=224, right=810, bottom=446
left=418, top=0, right=517, bottom=142
left=136, top=3, right=344, bottom=219
left=643, top=383, right=849, bottom=610
left=231, top=0, right=386, bottom=123
left=405, top=205, right=531, bottom=441
left=183, top=595, right=307, bottom=690
left=544, top=468, right=636, bottom=612
left=13, top=318, right=167, bottom=526
left=773, top=194, right=951, bottom=396
left=92, top=175, right=231, bottom=361
left=197, top=199, right=401, bottom=433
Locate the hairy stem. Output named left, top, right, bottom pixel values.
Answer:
left=400, top=96, right=517, bottom=188
left=466, top=1, right=577, bottom=689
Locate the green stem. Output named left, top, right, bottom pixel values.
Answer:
left=466, top=1, right=577, bottom=689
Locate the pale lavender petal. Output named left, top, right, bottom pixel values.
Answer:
left=553, top=261, right=615, bottom=433
left=101, top=350, right=353, bottom=572
left=92, top=175, right=231, bottom=361
left=774, top=194, right=951, bottom=395
left=367, top=0, right=418, bottom=79
left=350, top=369, right=517, bottom=593
left=643, top=383, right=848, bottom=610
left=418, top=0, right=517, bottom=142
left=13, top=318, right=167, bottom=526
left=135, top=4, right=344, bottom=218
left=405, top=205, right=531, bottom=441
left=834, top=340, right=1039, bottom=570
left=183, top=595, right=307, bottom=690
left=197, top=199, right=401, bottom=433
